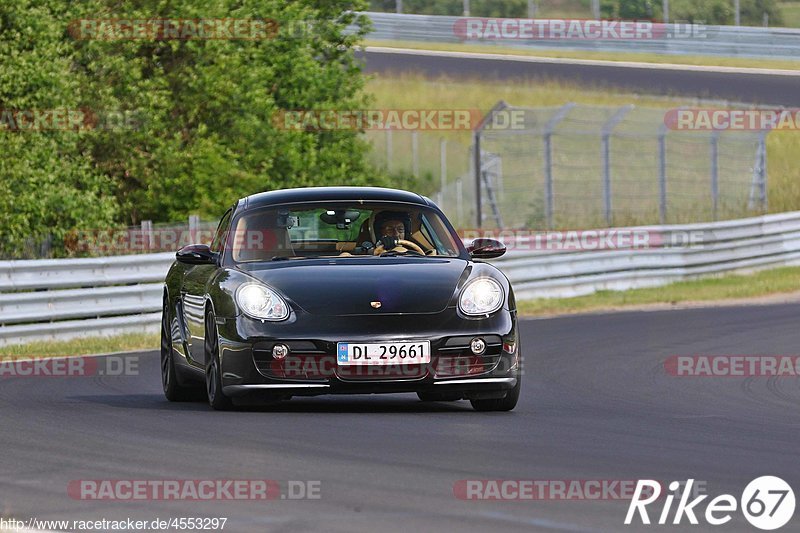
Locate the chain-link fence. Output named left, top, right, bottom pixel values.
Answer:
left=473, top=102, right=767, bottom=228
left=365, top=129, right=476, bottom=225
left=372, top=102, right=767, bottom=230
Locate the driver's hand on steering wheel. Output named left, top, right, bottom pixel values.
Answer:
left=380, top=235, right=399, bottom=250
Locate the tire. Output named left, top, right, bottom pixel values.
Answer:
left=161, top=300, right=198, bottom=402
left=417, top=391, right=462, bottom=402
left=204, top=310, right=234, bottom=411
left=470, top=377, right=521, bottom=412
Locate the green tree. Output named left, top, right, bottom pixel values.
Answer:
left=0, top=0, right=117, bottom=258
left=0, top=0, right=385, bottom=257
left=71, top=0, right=383, bottom=224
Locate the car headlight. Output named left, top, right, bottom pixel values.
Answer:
left=236, top=283, right=289, bottom=321
left=459, top=278, right=504, bottom=316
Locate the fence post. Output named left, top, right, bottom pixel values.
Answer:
left=473, top=101, right=511, bottom=229
left=760, top=132, right=768, bottom=211
left=386, top=129, right=393, bottom=172
left=543, top=103, right=576, bottom=229
left=710, top=131, right=720, bottom=220
left=601, top=105, right=634, bottom=227
left=411, top=131, right=419, bottom=177
left=438, top=138, right=447, bottom=206
left=473, top=130, right=482, bottom=228
left=188, top=214, right=200, bottom=244
left=142, top=220, right=153, bottom=251
left=456, top=178, right=463, bottom=227
left=658, top=124, right=668, bottom=224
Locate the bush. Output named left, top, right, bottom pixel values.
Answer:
left=0, top=0, right=386, bottom=257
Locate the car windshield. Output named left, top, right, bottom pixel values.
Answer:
left=229, top=202, right=462, bottom=262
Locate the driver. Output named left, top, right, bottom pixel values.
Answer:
left=373, top=211, right=412, bottom=251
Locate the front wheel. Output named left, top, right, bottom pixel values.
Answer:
left=470, top=378, right=520, bottom=412
left=161, top=301, right=198, bottom=402
left=205, top=310, right=234, bottom=411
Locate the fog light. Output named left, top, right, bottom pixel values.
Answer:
left=272, top=343, right=289, bottom=360
left=470, top=337, right=486, bottom=355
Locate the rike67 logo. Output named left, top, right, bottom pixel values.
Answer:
left=626, top=477, right=795, bottom=530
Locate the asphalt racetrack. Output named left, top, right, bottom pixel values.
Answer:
left=1, top=304, right=799, bottom=532
left=361, top=48, right=800, bottom=107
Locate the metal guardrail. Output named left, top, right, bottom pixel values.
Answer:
left=3, top=211, right=800, bottom=346
left=364, top=12, right=800, bottom=60
left=496, top=211, right=800, bottom=299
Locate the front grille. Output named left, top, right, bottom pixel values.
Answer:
left=433, top=335, right=503, bottom=378
left=252, top=335, right=504, bottom=381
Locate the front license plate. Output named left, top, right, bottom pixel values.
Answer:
left=337, top=341, right=431, bottom=365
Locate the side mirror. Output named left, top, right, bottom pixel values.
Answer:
left=467, top=238, right=506, bottom=259
left=176, top=244, right=217, bottom=265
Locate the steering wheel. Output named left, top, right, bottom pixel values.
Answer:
left=373, top=239, right=426, bottom=255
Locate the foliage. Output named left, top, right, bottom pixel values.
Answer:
left=0, top=0, right=383, bottom=257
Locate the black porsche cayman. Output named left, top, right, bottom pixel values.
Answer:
left=161, top=187, right=520, bottom=411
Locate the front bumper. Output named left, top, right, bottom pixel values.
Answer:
left=216, top=308, right=519, bottom=398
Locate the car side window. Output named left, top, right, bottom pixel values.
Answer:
left=210, top=209, right=233, bottom=254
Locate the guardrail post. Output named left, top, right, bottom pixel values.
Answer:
left=543, top=103, right=576, bottom=229
left=658, top=124, right=668, bottom=224
left=601, top=105, right=634, bottom=227
left=710, top=131, right=720, bottom=220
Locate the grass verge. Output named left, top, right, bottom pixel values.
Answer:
left=517, top=266, right=800, bottom=316
left=780, top=2, right=800, bottom=27
left=0, top=332, right=158, bottom=359
left=366, top=40, right=800, bottom=71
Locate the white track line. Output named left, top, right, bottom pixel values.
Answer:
left=366, top=45, right=800, bottom=77
left=0, top=349, right=149, bottom=364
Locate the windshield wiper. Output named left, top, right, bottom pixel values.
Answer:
left=271, top=255, right=323, bottom=261
left=379, top=250, right=426, bottom=257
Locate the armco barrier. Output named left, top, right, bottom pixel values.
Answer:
left=363, top=12, right=800, bottom=60
left=3, top=212, right=800, bottom=346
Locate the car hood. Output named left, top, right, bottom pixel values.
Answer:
left=239, top=257, right=469, bottom=316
